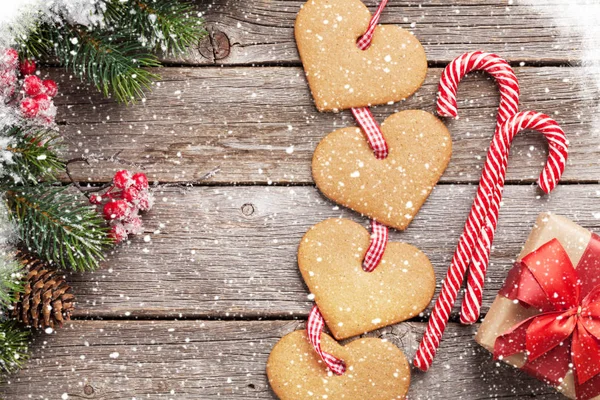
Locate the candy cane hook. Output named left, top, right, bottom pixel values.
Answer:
left=438, top=51, right=520, bottom=127
left=433, top=51, right=521, bottom=323
left=414, top=111, right=568, bottom=372
left=434, top=51, right=522, bottom=326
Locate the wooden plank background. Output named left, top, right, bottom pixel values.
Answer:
left=2, top=0, right=599, bottom=399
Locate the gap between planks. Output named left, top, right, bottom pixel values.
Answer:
left=65, top=184, right=600, bottom=322
left=0, top=320, right=565, bottom=400
left=51, top=66, right=599, bottom=185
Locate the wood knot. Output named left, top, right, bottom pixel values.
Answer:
left=241, top=203, right=255, bottom=216
left=198, top=27, right=231, bottom=62
left=83, top=385, right=94, bottom=395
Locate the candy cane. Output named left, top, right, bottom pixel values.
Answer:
left=418, top=51, right=519, bottom=332
left=430, top=52, right=521, bottom=326
left=414, top=111, right=568, bottom=371
left=459, top=114, right=567, bottom=324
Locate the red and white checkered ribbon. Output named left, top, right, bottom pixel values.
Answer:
left=356, top=0, right=389, bottom=50
left=414, top=111, right=568, bottom=372
left=351, top=107, right=389, bottom=159
left=363, top=220, right=388, bottom=272
left=351, top=1, right=390, bottom=272
left=307, top=305, right=347, bottom=375
left=306, top=1, right=391, bottom=373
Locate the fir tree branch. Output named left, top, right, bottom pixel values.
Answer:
left=104, top=0, right=206, bottom=55
left=0, top=321, right=29, bottom=376
left=3, top=185, right=111, bottom=272
left=22, top=24, right=160, bottom=103
left=2, top=126, right=63, bottom=185
left=0, top=254, right=23, bottom=311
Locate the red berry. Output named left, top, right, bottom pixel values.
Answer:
left=23, top=75, right=43, bottom=96
left=137, top=190, right=154, bottom=211
left=89, top=194, right=102, bottom=205
left=124, top=217, right=143, bottom=235
left=42, top=79, right=58, bottom=97
left=122, top=186, right=140, bottom=202
left=20, top=98, right=39, bottom=118
left=132, top=172, right=149, bottom=190
left=113, top=170, right=133, bottom=189
left=109, top=223, right=128, bottom=243
left=103, top=200, right=130, bottom=220
left=19, top=59, right=36, bottom=76
left=3, top=49, right=19, bottom=70
left=0, top=70, right=17, bottom=96
left=33, top=93, right=50, bottom=109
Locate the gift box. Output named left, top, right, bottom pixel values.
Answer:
left=476, top=213, right=600, bottom=400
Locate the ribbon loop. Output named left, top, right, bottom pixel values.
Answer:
left=363, top=220, right=388, bottom=272
left=307, top=305, right=346, bottom=375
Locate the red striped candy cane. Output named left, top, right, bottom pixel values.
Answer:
left=459, top=113, right=568, bottom=324
left=430, top=52, right=521, bottom=325
left=437, top=51, right=519, bottom=128
left=413, top=51, right=520, bottom=337
left=414, top=111, right=568, bottom=371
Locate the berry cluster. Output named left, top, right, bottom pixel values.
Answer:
left=90, top=170, right=154, bottom=244
left=0, top=48, right=58, bottom=125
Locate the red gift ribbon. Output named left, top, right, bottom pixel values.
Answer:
left=494, top=235, right=600, bottom=400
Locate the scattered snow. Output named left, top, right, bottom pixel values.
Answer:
left=0, top=0, right=106, bottom=47
left=519, top=0, right=600, bottom=131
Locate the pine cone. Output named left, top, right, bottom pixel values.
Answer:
left=12, top=253, right=75, bottom=329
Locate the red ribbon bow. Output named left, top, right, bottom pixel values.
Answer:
left=494, top=236, right=600, bottom=400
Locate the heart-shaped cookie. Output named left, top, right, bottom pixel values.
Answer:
left=312, top=109, right=452, bottom=230
left=295, top=0, right=427, bottom=112
left=298, top=218, right=435, bottom=340
left=267, top=330, right=410, bottom=400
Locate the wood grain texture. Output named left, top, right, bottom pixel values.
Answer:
left=0, top=320, right=564, bottom=399
left=174, top=0, right=588, bottom=65
left=65, top=184, right=600, bottom=319
left=54, top=66, right=599, bottom=184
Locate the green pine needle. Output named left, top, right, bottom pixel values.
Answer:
left=2, top=126, right=63, bottom=185
left=19, top=0, right=206, bottom=103
left=4, top=185, right=111, bottom=272
left=0, top=255, right=23, bottom=311
left=24, top=25, right=160, bottom=104
left=104, top=0, right=207, bottom=56
left=0, top=321, right=29, bottom=377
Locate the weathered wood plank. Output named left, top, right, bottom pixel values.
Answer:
left=0, top=320, right=563, bottom=399
left=179, top=0, right=586, bottom=65
left=54, top=66, right=599, bottom=184
left=66, top=184, right=600, bottom=319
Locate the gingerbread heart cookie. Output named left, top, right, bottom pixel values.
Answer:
left=298, top=218, right=435, bottom=340
left=312, top=110, right=451, bottom=230
left=295, top=0, right=427, bottom=112
left=267, top=330, right=410, bottom=400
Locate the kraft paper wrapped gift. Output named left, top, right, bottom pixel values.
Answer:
left=476, top=213, right=600, bottom=400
